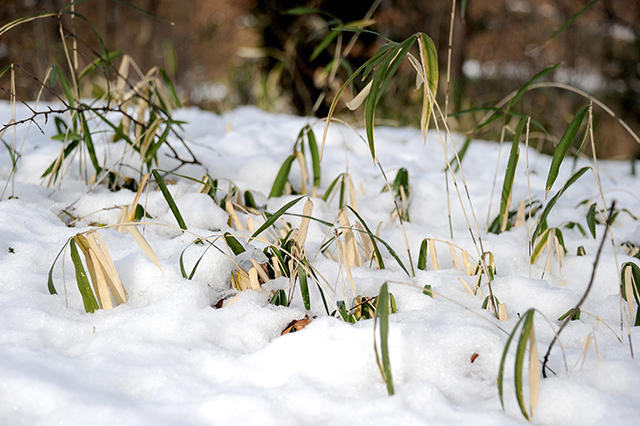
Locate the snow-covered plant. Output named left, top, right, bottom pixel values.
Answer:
left=0, top=1, right=192, bottom=195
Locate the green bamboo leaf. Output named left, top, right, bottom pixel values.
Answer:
left=365, top=36, right=417, bottom=159
left=311, top=30, right=340, bottom=61
left=586, top=203, right=597, bottom=239
left=514, top=310, right=535, bottom=420
left=498, top=309, right=531, bottom=410
left=499, top=118, right=526, bottom=233
left=346, top=206, right=385, bottom=270
left=269, top=289, right=288, bottom=307
left=532, top=0, right=600, bottom=54
left=284, top=7, right=324, bottom=16
left=417, top=239, right=429, bottom=271
left=51, top=66, right=75, bottom=108
left=41, top=139, right=80, bottom=179
left=269, top=154, right=296, bottom=198
left=531, top=228, right=552, bottom=264
left=448, top=137, right=471, bottom=173
left=418, top=33, right=439, bottom=133
left=307, top=128, right=321, bottom=188
left=461, top=0, right=468, bottom=18
left=298, top=262, right=310, bottom=310
left=545, top=105, right=589, bottom=196
left=47, top=240, right=70, bottom=295
left=224, top=233, right=246, bottom=256
left=144, top=122, right=172, bottom=167
left=391, top=168, right=410, bottom=199
left=251, top=197, right=305, bottom=241
left=621, top=262, right=640, bottom=326
left=79, top=111, right=102, bottom=175
left=94, top=111, right=134, bottom=147
left=374, top=282, right=394, bottom=395
left=533, top=166, right=590, bottom=244
left=508, top=63, right=560, bottom=112
left=152, top=169, right=187, bottom=230
left=159, top=68, right=182, bottom=108
left=322, top=174, right=343, bottom=202
left=69, top=238, right=99, bottom=313
left=558, top=307, right=581, bottom=321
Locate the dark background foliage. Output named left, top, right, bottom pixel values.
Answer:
left=1, top=0, right=639, bottom=158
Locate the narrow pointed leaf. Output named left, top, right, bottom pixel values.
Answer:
left=69, top=238, right=99, bottom=313
left=269, top=154, right=296, bottom=198
left=152, top=169, right=187, bottom=230
left=586, top=203, right=597, bottom=239
left=251, top=197, right=305, bottom=241
left=545, top=105, right=589, bottom=196
left=499, top=118, right=526, bottom=232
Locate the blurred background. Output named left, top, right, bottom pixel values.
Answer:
left=1, top=0, right=639, bottom=158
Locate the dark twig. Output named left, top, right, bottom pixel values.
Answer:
left=541, top=200, right=616, bottom=378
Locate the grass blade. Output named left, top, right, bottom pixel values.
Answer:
left=346, top=206, right=385, bottom=270
left=545, top=105, right=589, bottom=196
left=69, top=238, right=99, bottom=313
left=251, top=196, right=305, bottom=241
left=269, top=154, right=296, bottom=198
left=298, top=262, right=311, bottom=310
left=307, top=128, right=321, bottom=189
left=417, top=239, right=428, bottom=271
left=514, top=310, right=536, bottom=420
left=586, top=203, right=597, bottom=239
left=498, top=309, right=531, bottom=410
left=508, top=63, right=560, bottom=112
left=533, top=166, right=590, bottom=244
left=374, top=282, right=394, bottom=395
left=418, top=33, right=439, bottom=136
left=152, top=169, right=187, bottom=230
left=499, top=118, right=526, bottom=232
left=224, top=232, right=246, bottom=256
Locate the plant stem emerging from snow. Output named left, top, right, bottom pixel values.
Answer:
left=541, top=200, right=615, bottom=378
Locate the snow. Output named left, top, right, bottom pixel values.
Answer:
left=1, top=102, right=640, bottom=425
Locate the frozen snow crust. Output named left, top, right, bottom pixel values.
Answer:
left=1, top=102, right=640, bottom=425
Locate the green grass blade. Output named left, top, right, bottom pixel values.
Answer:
left=532, top=166, right=590, bottom=243
left=586, top=203, right=597, bottom=239
left=251, top=196, right=305, bottom=241
left=498, top=311, right=529, bottom=409
left=499, top=118, right=526, bottom=232
left=269, top=289, right=288, bottom=307
left=144, top=122, right=172, bottom=168
left=448, top=137, right=471, bottom=173
left=419, top=33, right=439, bottom=132
left=508, top=63, right=560, bottom=112
left=307, top=128, right=321, bottom=188
left=79, top=111, right=102, bottom=175
left=298, top=262, right=310, bottom=310
left=69, top=238, right=99, bottom=313
left=364, top=36, right=417, bottom=159
left=311, top=29, right=340, bottom=61
left=47, top=239, right=71, bottom=295
left=374, top=282, right=394, bottom=395
left=346, top=206, right=385, bottom=270
left=224, top=233, right=246, bottom=255
left=417, top=239, right=428, bottom=271
left=269, top=154, right=296, bottom=198
left=322, top=174, right=342, bottom=202
left=545, top=105, right=589, bottom=196
left=159, top=68, right=182, bottom=108
left=514, top=310, right=536, bottom=420
left=152, top=169, right=187, bottom=230
left=371, top=234, right=409, bottom=277
left=534, top=0, right=600, bottom=53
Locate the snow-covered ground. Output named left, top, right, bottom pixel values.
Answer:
left=1, top=102, right=640, bottom=425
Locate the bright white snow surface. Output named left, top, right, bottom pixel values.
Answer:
left=1, top=102, right=640, bottom=426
